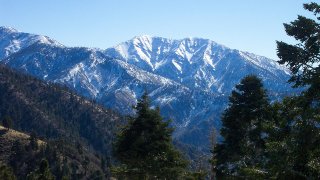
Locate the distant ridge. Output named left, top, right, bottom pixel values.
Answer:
left=0, top=26, right=298, bottom=153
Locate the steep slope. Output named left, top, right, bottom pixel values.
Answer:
left=0, top=26, right=62, bottom=60
left=0, top=27, right=298, bottom=152
left=105, top=35, right=292, bottom=94
left=0, top=37, right=220, bottom=129
left=0, top=65, right=120, bottom=156
left=0, top=126, right=106, bottom=179
left=0, top=126, right=45, bottom=163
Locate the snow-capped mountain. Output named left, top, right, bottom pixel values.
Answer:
left=0, top=26, right=62, bottom=60
left=0, top=27, right=297, bottom=151
left=105, top=35, right=292, bottom=94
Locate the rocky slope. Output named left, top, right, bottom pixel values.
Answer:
left=0, top=27, right=297, bottom=150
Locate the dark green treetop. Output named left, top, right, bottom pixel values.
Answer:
left=27, top=159, right=55, bottom=180
left=2, top=115, right=13, bottom=130
left=277, top=2, right=320, bottom=100
left=265, top=2, right=320, bottom=178
left=114, top=92, right=187, bottom=179
left=215, top=75, right=270, bottom=178
left=0, top=165, right=16, bottom=180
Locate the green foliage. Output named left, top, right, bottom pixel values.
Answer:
left=29, top=132, right=38, bottom=151
left=184, top=171, right=207, bottom=180
left=268, top=2, right=320, bottom=179
left=9, top=140, right=26, bottom=171
left=276, top=2, right=320, bottom=101
left=0, top=65, right=119, bottom=155
left=0, top=165, right=16, bottom=180
left=238, top=167, right=266, bottom=179
left=2, top=124, right=108, bottom=179
left=88, top=170, right=104, bottom=180
left=264, top=96, right=320, bottom=178
left=0, top=65, right=119, bottom=178
left=113, top=92, right=188, bottom=179
left=27, top=159, right=55, bottom=180
left=214, top=75, right=270, bottom=178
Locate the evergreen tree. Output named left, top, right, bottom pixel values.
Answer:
left=0, top=165, right=16, bottom=180
left=2, top=115, right=13, bottom=130
left=61, top=158, right=70, bottom=179
left=27, top=159, right=55, bottom=180
left=209, top=128, right=218, bottom=179
left=276, top=2, right=320, bottom=101
left=214, top=75, right=270, bottom=178
left=114, top=92, right=187, bottom=179
left=265, top=96, right=320, bottom=179
left=266, top=2, right=320, bottom=178
left=29, top=132, right=38, bottom=151
left=9, top=140, right=27, bottom=171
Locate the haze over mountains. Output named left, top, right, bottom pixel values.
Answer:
left=0, top=26, right=297, bottom=150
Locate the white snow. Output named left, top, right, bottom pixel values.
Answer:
left=154, top=60, right=166, bottom=70
left=239, top=51, right=291, bottom=75
left=0, top=28, right=297, bottom=142
left=115, top=44, right=129, bottom=59
left=157, top=96, right=177, bottom=104
left=172, top=60, right=182, bottom=73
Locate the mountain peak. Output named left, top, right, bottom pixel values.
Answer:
left=127, top=35, right=228, bottom=52
left=0, top=26, right=64, bottom=60
left=0, top=28, right=297, bottom=154
left=133, top=34, right=153, bottom=40
left=0, top=26, right=19, bottom=34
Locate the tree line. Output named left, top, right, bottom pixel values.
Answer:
left=0, top=2, right=319, bottom=180
left=112, top=2, right=320, bottom=179
left=212, top=2, right=320, bottom=179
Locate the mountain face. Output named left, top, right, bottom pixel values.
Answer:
left=105, top=35, right=292, bottom=94
left=0, top=65, right=120, bottom=155
left=0, top=26, right=62, bottom=60
left=0, top=126, right=105, bottom=178
left=0, top=27, right=296, bottom=151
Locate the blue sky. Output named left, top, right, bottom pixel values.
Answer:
left=0, top=0, right=314, bottom=59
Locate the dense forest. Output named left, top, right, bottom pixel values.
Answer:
left=212, top=2, right=320, bottom=179
left=0, top=125, right=106, bottom=179
left=0, top=64, right=122, bottom=179
left=0, top=1, right=319, bottom=180
left=0, top=64, right=205, bottom=179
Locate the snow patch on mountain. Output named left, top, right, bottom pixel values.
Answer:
left=0, top=28, right=299, bottom=152
left=0, top=26, right=63, bottom=60
left=105, top=35, right=293, bottom=94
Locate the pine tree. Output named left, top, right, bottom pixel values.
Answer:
left=266, top=2, right=320, bottom=178
left=9, top=140, right=27, bottom=171
left=276, top=2, right=320, bottom=101
left=0, top=165, right=16, bottom=180
left=114, top=92, right=187, bottom=179
left=29, top=132, right=38, bottom=151
left=265, top=96, right=320, bottom=179
left=2, top=115, right=13, bottom=130
left=27, top=159, right=55, bottom=180
left=214, top=75, right=270, bottom=178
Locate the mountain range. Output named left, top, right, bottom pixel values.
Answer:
left=0, top=26, right=297, bottom=151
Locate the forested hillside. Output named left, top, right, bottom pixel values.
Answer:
left=0, top=125, right=108, bottom=179
left=0, top=65, right=122, bottom=178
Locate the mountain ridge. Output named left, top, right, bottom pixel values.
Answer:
left=0, top=26, right=298, bottom=152
left=105, top=34, right=293, bottom=94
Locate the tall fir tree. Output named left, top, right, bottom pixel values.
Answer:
left=27, top=159, right=55, bottom=180
left=265, top=96, right=320, bottom=178
left=113, top=92, right=187, bottom=179
left=29, top=132, right=38, bottom=151
left=265, top=2, right=320, bottom=178
left=277, top=2, right=320, bottom=102
left=2, top=115, right=13, bottom=130
left=214, top=75, right=270, bottom=178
